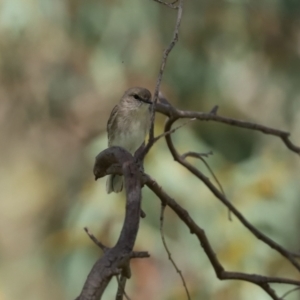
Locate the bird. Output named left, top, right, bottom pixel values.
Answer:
left=106, top=87, right=152, bottom=193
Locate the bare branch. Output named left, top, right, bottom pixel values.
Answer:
left=116, top=275, right=131, bottom=300
left=181, top=150, right=231, bottom=221
left=152, top=118, right=195, bottom=144
left=141, top=0, right=184, bottom=160
left=181, top=151, right=213, bottom=159
left=76, top=147, right=144, bottom=300
left=84, top=227, right=109, bottom=252
left=209, top=105, right=219, bottom=115
left=130, top=252, right=150, bottom=259
left=151, top=0, right=179, bottom=9
left=84, top=227, right=150, bottom=259
left=160, top=204, right=191, bottom=300
left=181, top=151, right=225, bottom=198
left=163, top=117, right=300, bottom=270
left=144, top=174, right=300, bottom=300
left=153, top=103, right=300, bottom=155
left=280, top=286, right=300, bottom=299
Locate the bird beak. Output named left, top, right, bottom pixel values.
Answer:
left=141, top=99, right=152, bottom=104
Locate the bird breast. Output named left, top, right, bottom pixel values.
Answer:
left=111, top=106, right=150, bottom=154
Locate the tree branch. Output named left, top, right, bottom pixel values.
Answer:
left=163, top=116, right=300, bottom=270
left=151, top=0, right=179, bottom=9
left=160, top=204, right=191, bottom=299
left=153, top=103, right=300, bottom=155
left=141, top=0, right=184, bottom=160
left=76, top=147, right=144, bottom=300
left=144, top=174, right=300, bottom=300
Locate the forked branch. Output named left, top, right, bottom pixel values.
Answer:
left=76, top=147, right=144, bottom=300
left=163, top=115, right=300, bottom=270
left=144, top=174, right=300, bottom=300
left=154, top=102, right=300, bottom=155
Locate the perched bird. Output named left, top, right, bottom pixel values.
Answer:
left=106, top=87, right=152, bottom=193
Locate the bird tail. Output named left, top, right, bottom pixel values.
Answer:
left=106, top=175, right=123, bottom=193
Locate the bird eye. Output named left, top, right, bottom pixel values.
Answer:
left=133, top=94, right=140, bottom=100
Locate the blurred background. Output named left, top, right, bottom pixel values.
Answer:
left=0, top=0, right=300, bottom=299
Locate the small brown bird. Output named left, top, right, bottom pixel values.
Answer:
left=106, top=87, right=152, bottom=193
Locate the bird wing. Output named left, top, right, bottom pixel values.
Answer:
left=107, top=104, right=119, bottom=146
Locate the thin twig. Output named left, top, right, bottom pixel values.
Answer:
left=160, top=204, right=191, bottom=300
left=141, top=0, right=183, bottom=160
left=152, top=118, right=196, bottom=144
left=280, top=286, right=300, bottom=299
left=130, top=252, right=150, bottom=259
left=181, top=151, right=232, bottom=221
left=116, top=275, right=131, bottom=300
left=181, top=151, right=213, bottom=159
left=152, top=0, right=179, bottom=9
left=180, top=152, right=223, bottom=196
left=84, top=227, right=109, bottom=252
left=84, top=228, right=150, bottom=259
left=209, top=105, right=219, bottom=115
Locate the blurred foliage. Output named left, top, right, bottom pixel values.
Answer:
left=0, top=0, right=299, bottom=299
